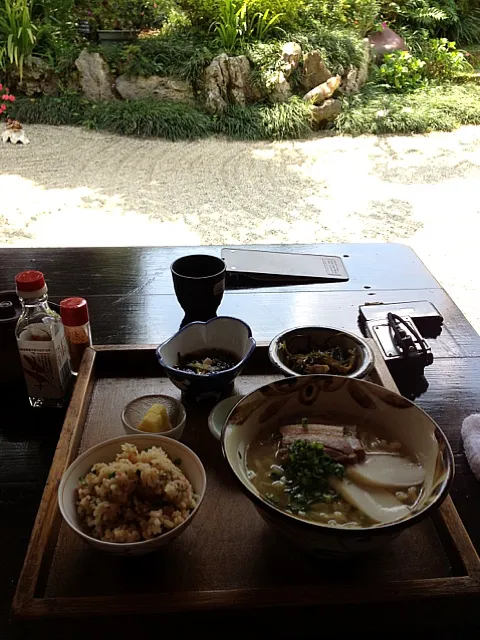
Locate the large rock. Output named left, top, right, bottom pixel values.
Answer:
left=227, top=55, right=251, bottom=106
left=203, top=54, right=252, bottom=113
left=116, top=75, right=193, bottom=102
left=301, top=51, right=331, bottom=91
left=311, top=99, right=341, bottom=128
left=75, top=49, right=115, bottom=101
left=343, top=38, right=372, bottom=94
left=269, top=70, right=291, bottom=103
left=281, top=42, right=302, bottom=78
left=368, top=27, right=407, bottom=64
left=303, top=75, right=341, bottom=105
left=14, top=56, right=58, bottom=96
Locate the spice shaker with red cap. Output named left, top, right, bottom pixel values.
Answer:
left=15, top=270, right=72, bottom=408
left=60, top=297, right=92, bottom=374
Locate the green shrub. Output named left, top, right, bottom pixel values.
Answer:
left=422, top=37, right=472, bottom=79
left=178, top=0, right=306, bottom=30
left=381, top=0, right=480, bottom=46
left=377, top=50, right=426, bottom=91
left=97, top=30, right=216, bottom=81
left=9, top=92, right=89, bottom=124
left=85, top=0, right=165, bottom=30
left=291, top=27, right=365, bottom=73
left=216, top=97, right=312, bottom=139
left=337, top=82, right=480, bottom=134
left=86, top=99, right=213, bottom=139
left=33, top=0, right=74, bottom=25
left=303, top=0, right=380, bottom=35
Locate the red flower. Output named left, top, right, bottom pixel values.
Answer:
left=0, top=83, right=3, bottom=91
left=9, top=95, right=15, bottom=102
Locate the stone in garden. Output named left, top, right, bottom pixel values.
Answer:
left=303, top=75, right=341, bottom=105
left=343, top=39, right=372, bottom=95
left=368, top=27, right=407, bottom=64
left=203, top=54, right=253, bottom=113
left=269, top=70, right=291, bottom=103
left=281, top=42, right=302, bottom=77
left=301, top=51, right=331, bottom=91
left=227, top=55, right=252, bottom=106
left=115, top=75, right=193, bottom=103
left=75, top=49, right=116, bottom=101
left=310, top=99, right=342, bottom=127
left=14, top=57, right=58, bottom=97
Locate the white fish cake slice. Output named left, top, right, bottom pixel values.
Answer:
left=346, top=454, right=425, bottom=489
left=330, top=477, right=410, bottom=524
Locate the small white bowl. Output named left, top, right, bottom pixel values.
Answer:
left=58, top=434, right=206, bottom=555
left=208, top=395, right=243, bottom=440
left=121, top=394, right=186, bottom=440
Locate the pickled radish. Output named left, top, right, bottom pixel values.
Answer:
left=346, top=455, right=425, bottom=489
left=330, top=477, right=410, bottom=524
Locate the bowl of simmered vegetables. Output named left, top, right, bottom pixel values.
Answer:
left=222, top=375, right=453, bottom=556
left=156, top=316, right=256, bottom=401
left=269, top=326, right=374, bottom=380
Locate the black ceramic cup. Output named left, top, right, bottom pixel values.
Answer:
left=171, top=255, right=226, bottom=321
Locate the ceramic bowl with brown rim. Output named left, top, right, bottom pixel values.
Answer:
left=268, top=326, right=374, bottom=379
left=222, top=375, right=453, bottom=557
left=58, top=435, right=206, bottom=555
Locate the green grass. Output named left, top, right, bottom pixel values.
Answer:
left=86, top=100, right=213, bottom=140
left=8, top=93, right=90, bottom=125
left=217, top=97, right=312, bottom=139
left=336, top=82, right=480, bottom=135
left=9, top=93, right=313, bottom=140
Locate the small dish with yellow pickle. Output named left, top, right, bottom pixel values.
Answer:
left=121, top=394, right=186, bottom=440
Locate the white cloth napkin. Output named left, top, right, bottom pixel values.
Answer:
left=461, top=414, right=480, bottom=481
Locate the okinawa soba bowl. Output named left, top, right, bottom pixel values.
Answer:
left=221, top=375, right=453, bottom=556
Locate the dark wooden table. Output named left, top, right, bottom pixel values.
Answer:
left=2, top=243, right=480, bottom=637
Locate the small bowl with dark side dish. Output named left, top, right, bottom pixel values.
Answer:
left=269, top=326, right=374, bottom=380
left=222, top=375, right=453, bottom=557
left=156, top=316, right=256, bottom=401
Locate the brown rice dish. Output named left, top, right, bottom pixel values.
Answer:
left=76, top=443, right=197, bottom=543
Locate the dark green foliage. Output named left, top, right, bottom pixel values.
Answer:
left=8, top=92, right=313, bottom=141
left=382, top=0, right=480, bottom=46
left=216, top=97, right=312, bottom=139
left=336, top=82, right=480, bottom=135
left=377, top=50, right=427, bottom=91
left=290, top=27, right=365, bottom=73
left=9, top=93, right=89, bottom=124
left=97, top=30, right=216, bottom=82
left=86, top=99, right=213, bottom=139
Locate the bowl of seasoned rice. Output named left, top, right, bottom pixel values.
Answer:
left=58, top=434, right=206, bottom=555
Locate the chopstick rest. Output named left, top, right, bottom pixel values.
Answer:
left=461, top=414, right=480, bottom=481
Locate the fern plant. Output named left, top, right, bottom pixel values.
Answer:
left=0, top=0, right=37, bottom=79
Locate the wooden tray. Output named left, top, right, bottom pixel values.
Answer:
left=12, top=342, right=480, bottom=620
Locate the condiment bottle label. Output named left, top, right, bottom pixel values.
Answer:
left=17, top=324, right=71, bottom=399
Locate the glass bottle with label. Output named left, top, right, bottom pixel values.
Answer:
left=15, top=271, right=72, bottom=408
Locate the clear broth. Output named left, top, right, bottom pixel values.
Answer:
left=246, top=421, right=422, bottom=529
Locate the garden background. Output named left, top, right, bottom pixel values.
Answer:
left=1, top=0, right=480, bottom=139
